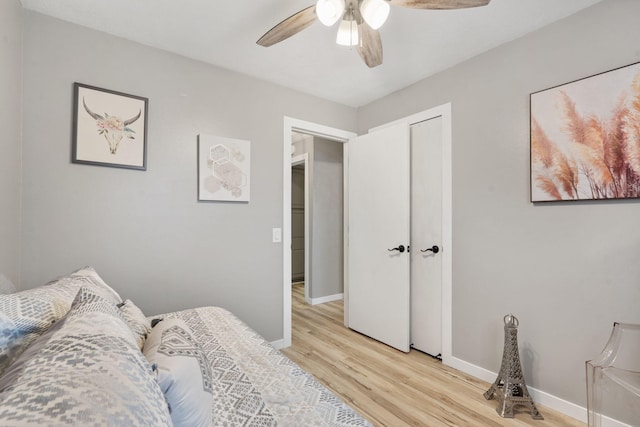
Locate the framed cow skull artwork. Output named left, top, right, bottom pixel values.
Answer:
left=72, top=83, right=148, bottom=171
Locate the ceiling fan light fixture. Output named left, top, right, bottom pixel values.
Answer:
left=336, top=16, right=359, bottom=46
left=360, top=0, right=390, bottom=30
left=316, top=0, right=346, bottom=26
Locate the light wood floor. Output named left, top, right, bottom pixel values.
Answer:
left=282, top=283, right=585, bottom=427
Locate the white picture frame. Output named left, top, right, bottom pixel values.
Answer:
left=198, top=134, right=251, bottom=202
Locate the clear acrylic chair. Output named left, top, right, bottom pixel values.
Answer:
left=586, top=322, right=640, bottom=427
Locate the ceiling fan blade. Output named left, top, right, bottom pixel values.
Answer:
left=257, top=5, right=317, bottom=47
left=388, top=0, right=490, bottom=9
left=357, top=22, right=383, bottom=68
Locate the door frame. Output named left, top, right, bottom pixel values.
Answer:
left=369, top=103, right=453, bottom=364
left=282, top=117, right=356, bottom=348
left=291, top=153, right=311, bottom=304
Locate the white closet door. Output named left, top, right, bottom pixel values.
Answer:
left=411, top=117, right=443, bottom=357
left=347, top=123, right=411, bottom=353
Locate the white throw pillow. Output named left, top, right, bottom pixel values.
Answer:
left=68, top=266, right=123, bottom=304
left=143, top=318, right=213, bottom=427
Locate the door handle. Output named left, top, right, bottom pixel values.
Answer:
left=388, top=245, right=406, bottom=253
left=420, top=245, right=440, bottom=254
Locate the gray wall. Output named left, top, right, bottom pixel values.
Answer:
left=20, top=11, right=357, bottom=341
left=0, top=0, right=22, bottom=287
left=311, top=138, right=343, bottom=299
left=358, top=0, right=640, bottom=407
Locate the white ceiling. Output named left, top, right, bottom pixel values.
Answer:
left=20, top=0, right=604, bottom=107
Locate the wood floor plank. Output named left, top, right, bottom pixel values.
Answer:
left=282, top=283, right=585, bottom=427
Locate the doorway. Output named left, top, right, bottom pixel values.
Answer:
left=291, top=132, right=346, bottom=306
left=282, top=118, right=356, bottom=348
left=281, top=107, right=452, bottom=363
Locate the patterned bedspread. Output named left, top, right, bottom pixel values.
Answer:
left=167, top=307, right=373, bottom=427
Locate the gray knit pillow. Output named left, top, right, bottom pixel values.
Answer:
left=0, top=267, right=122, bottom=376
left=0, top=287, right=172, bottom=426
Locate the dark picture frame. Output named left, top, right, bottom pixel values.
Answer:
left=530, top=61, right=640, bottom=202
left=72, top=83, right=148, bottom=171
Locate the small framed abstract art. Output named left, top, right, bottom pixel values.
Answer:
left=72, top=83, right=148, bottom=170
left=198, top=134, right=251, bottom=202
left=530, top=61, right=640, bottom=202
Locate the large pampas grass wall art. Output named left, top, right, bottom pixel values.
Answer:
left=530, top=61, right=640, bottom=202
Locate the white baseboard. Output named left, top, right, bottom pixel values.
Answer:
left=309, top=293, right=343, bottom=305
left=445, top=356, right=632, bottom=427
left=446, top=356, right=594, bottom=424
left=601, top=417, right=634, bottom=427
left=270, top=339, right=285, bottom=350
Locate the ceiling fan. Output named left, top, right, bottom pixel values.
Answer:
left=257, top=0, right=491, bottom=68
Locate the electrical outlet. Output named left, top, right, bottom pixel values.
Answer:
left=272, top=228, right=282, bottom=243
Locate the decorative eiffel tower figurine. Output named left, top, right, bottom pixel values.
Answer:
left=484, top=314, right=544, bottom=420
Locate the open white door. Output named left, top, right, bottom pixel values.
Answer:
left=347, top=123, right=411, bottom=353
